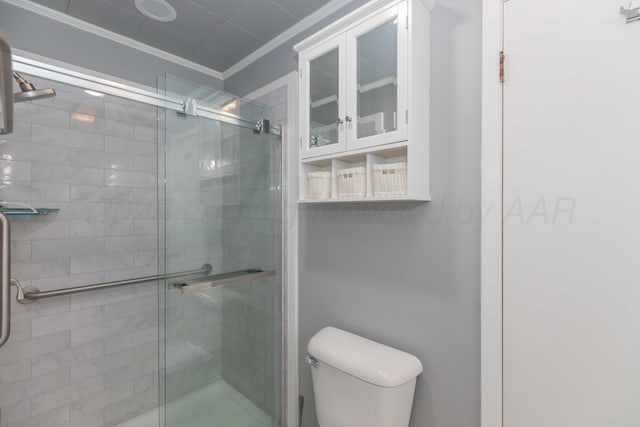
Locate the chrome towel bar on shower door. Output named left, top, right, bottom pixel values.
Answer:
left=175, top=269, right=277, bottom=294
left=0, top=209, right=276, bottom=348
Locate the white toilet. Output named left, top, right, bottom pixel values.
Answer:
left=307, top=327, right=423, bottom=427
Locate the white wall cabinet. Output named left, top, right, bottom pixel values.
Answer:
left=295, top=0, right=433, bottom=202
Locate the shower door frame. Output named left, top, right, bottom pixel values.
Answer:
left=7, top=49, right=297, bottom=427
left=244, top=71, right=299, bottom=427
left=10, top=50, right=281, bottom=137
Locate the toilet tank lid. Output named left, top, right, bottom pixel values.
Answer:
left=308, top=327, right=423, bottom=387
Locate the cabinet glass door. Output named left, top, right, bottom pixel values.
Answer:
left=346, top=4, right=407, bottom=150
left=300, top=36, right=346, bottom=158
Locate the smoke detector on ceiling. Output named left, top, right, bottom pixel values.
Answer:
left=135, top=0, right=177, bottom=22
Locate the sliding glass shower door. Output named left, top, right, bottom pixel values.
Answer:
left=158, top=76, right=282, bottom=427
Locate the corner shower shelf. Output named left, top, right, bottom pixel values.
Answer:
left=0, top=207, right=60, bottom=216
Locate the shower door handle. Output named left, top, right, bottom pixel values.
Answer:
left=0, top=31, right=14, bottom=135
left=0, top=213, right=11, bottom=348
left=175, top=268, right=277, bottom=294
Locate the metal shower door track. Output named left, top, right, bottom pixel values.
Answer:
left=11, top=55, right=280, bottom=136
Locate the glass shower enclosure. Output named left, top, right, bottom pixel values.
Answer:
left=158, top=76, right=283, bottom=427
left=0, top=56, right=284, bottom=426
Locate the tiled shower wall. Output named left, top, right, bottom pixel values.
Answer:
left=0, top=75, right=161, bottom=427
left=221, top=85, right=286, bottom=419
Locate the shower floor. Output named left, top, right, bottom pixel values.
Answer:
left=116, top=380, right=272, bottom=427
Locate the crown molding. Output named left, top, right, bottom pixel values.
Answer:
left=222, top=0, right=354, bottom=79
left=1, top=0, right=224, bottom=80
left=294, top=0, right=436, bottom=53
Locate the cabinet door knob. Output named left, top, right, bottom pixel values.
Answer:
left=345, top=115, right=352, bottom=123
left=336, top=117, right=344, bottom=125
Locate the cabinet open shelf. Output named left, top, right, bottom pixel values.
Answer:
left=299, top=143, right=430, bottom=203
left=299, top=195, right=430, bottom=204
left=301, top=142, right=408, bottom=165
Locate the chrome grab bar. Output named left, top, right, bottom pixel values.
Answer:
left=0, top=213, right=11, bottom=348
left=11, top=264, right=213, bottom=304
left=0, top=30, right=14, bottom=135
left=175, top=268, right=277, bottom=295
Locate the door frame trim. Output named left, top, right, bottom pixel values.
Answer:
left=245, top=71, right=300, bottom=427
left=481, top=0, right=504, bottom=426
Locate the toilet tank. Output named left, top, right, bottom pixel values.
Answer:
left=307, top=327, right=423, bottom=427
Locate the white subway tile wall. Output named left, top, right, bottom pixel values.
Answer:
left=0, top=75, right=160, bottom=427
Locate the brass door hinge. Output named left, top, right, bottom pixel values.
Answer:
left=406, top=15, right=409, bottom=29
left=499, top=51, right=505, bottom=83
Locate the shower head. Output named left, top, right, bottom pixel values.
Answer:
left=12, top=72, right=56, bottom=102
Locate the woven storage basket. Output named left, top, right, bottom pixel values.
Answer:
left=337, top=167, right=366, bottom=198
left=307, top=171, right=331, bottom=199
left=372, top=162, right=407, bottom=196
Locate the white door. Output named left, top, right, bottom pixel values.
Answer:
left=503, top=1, right=640, bottom=426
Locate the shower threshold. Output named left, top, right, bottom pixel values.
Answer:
left=116, top=380, right=272, bottom=427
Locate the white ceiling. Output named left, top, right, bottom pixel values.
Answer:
left=27, top=0, right=334, bottom=72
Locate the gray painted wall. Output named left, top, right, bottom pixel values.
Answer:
left=0, top=2, right=223, bottom=90
left=298, top=1, right=482, bottom=425
left=229, top=0, right=482, bottom=426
